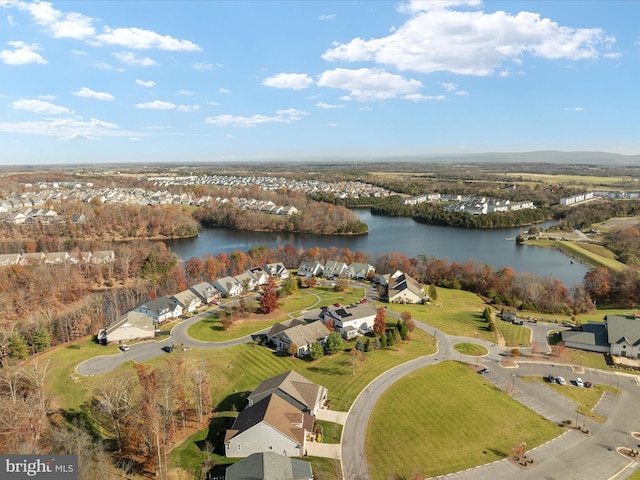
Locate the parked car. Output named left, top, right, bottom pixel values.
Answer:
left=546, top=374, right=556, bottom=383
left=556, top=376, right=567, bottom=385
left=119, top=344, right=130, bottom=351
left=161, top=345, right=174, bottom=353
left=477, top=368, right=491, bottom=375
left=584, top=381, right=593, bottom=388
left=575, top=377, right=584, bottom=387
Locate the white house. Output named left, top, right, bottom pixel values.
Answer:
left=248, top=267, right=270, bottom=286
left=265, top=262, right=290, bottom=279
left=98, top=311, right=155, bottom=344
left=296, top=261, right=324, bottom=277
left=213, top=276, right=244, bottom=297
left=134, top=296, right=183, bottom=323
left=563, top=314, right=640, bottom=358
left=345, top=262, right=375, bottom=280
left=386, top=271, right=426, bottom=304
left=320, top=302, right=377, bottom=339
left=224, top=394, right=312, bottom=458
left=189, top=282, right=221, bottom=304
left=323, top=260, right=348, bottom=279
left=171, top=289, right=202, bottom=313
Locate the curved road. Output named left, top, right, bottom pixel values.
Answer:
left=76, top=291, right=640, bottom=480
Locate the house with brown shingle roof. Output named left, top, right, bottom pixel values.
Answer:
left=268, top=321, right=330, bottom=358
left=247, top=370, right=327, bottom=416
left=224, top=394, right=313, bottom=458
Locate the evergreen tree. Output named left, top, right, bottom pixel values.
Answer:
left=386, top=329, right=395, bottom=347
left=324, top=332, right=345, bottom=355
left=429, top=284, right=438, bottom=301
left=31, top=325, right=51, bottom=352
left=310, top=341, right=324, bottom=360
left=379, top=333, right=387, bottom=348
left=483, top=307, right=492, bottom=322
left=9, top=331, right=29, bottom=359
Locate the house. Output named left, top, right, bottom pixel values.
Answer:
left=502, top=311, right=517, bottom=323
left=235, top=272, right=259, bottom=291
left=189, top=282, right=221, bottom=305
left=134, top=296, right=183, bottom=323
left=386, top=271, right=426, bottom=304
left=213, top=276, right=244, bottom=297
left=268, top=321, right=331, bottom=357
left=320, top=303, right=377, bottom=339
left=97, top=311, right=155, bottom=344
left=323, top=260, right=348, bottom=279
left=45, top=252, right=69, bottom=265
left=19, top=252, right=45, bottom=265
left=67, top=251, right=92, bottom=265
left=561, top=314, right=640, bottom=358
left=267, top=318, right=308, bottom=341
left=171, top=289, right=202, bottom=313
left=71, top=213, right=86, bottom=224
left=265, top=262, right=290, bottom=279
left=92, top=250, right=116, bottom=264
left=0, top=253, right=21, bottom=266
left=278, top=206, right=299, bottom=216
left=224, top=394, right=313, bottom=458
left=296, top=261, right=324, bottom=277
left=345, top=262, right=375, bottom=280
left=247, top=370, right=328, bottom=416
left=248, top=267, right=270, bottom=286
left=225, top=452, right=313, bottom=480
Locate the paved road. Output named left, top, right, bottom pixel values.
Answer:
left=340, top=320, right=640, bottom=480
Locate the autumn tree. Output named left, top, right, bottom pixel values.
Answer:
left=282, top=276, right=299, bottom=294
left=191, top=362, right=211, bottom=425
left=373, top=307, right=386, bottom=336
left=428, top=283, right=438, bottom=301
left=303, top=276, right=317, bottom=288
left=287, top=342, right=299, bottom=358
left=349, top=348, right=362, bottom=375
left=401, top=311, right=415, bottom=332
left=260, top=277, right=279, bottom=314
left=221, top=315, right=234, bottom=332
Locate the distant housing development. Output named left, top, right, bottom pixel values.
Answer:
left=402, top=193, right=536, bottom=215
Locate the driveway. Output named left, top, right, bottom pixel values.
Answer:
left=305, top=441, right=341, bottom=460
left=316, top=409, right=348, bottom=425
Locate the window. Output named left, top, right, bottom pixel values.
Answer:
left=237, top=444, right=241, bottom=451
left=268, top=445, right=273, bottom=450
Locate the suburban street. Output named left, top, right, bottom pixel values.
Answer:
left=76, top=289, right=640, bottom=480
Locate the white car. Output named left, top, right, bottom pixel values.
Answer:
left=556, top=376, right=566, bottom=385
left=119, top=344, right=130, bottom=351
left=575, top=377, right=584, bottom=387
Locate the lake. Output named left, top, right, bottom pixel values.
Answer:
left=165, top=210, right=589, bottom=287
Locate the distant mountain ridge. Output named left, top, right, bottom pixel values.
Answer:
left=401, top=151, right=640, bottom=165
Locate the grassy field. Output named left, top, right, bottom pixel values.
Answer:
left=495, top=320, right=531, bottom=347
left=382, top=288, right=497, bottom=341
left=527, top=239, right=626, bottom=272
left=502, top=173, right=628, bottom=185
left=366, top=362, right=562, bottom=480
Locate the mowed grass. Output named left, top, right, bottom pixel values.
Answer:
left=382, top=288, right=497, bottom=341
left=453, top=342, right=488, bottom=356
left=366, top=362, right=562, bottom=480
left=495, top=320, right=531, bottom=347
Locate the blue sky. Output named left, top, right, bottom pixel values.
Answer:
left=1, top=0, right=638, bottom=165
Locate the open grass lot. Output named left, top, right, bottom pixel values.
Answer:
left=382, top=288, right=497, bottom=341
left=595, top=216, right=640, bottom=233
left=503, top=173, right=628, bottom=185
left=495, top=320, right=531, bottom=347
left=527, top=239, right=626, bottom=272
left=187, top=286, right=366, bottom=342
left=366, top=362, right=562, bottom=480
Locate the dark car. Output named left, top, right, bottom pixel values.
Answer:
left=477, top=368, right=491, bottom=375
left=546, top=374, right=556, bottom=383
left=161, top=345, right=174, bottom=353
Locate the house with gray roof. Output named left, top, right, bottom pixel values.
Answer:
left=171, top=289, right=202, bottom=313
left=345, top=262, right=375, bottom=280
left=224, top=394, right=313, bottom=458
left=296, top=261, right=323, bottom=277
left=189, top=281, right=220, bottom=305
left=265, top=262, right=289, bottom=279
left=323, top=260, right=348, bottom=279
left=0, top=253, right=21, bottom=266
left=268, top=321, right=331, bottom=358
left=213, top=276, right=243, bottom=297
left=225, top=452, right=313, bottom=480
left=247, top=370, right=327, bottom=416
left=133, top=296, right=182, bottom=323
left=561, top=314, right=640, bottom=358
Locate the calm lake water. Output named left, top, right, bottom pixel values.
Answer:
left=165, top=210, right=589, bottom=287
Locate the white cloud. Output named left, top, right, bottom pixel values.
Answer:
left=7, top=15, right=14, bottom=26
left=327, top=122, right=338, bottom=127
left=219, top=88, right=230, bottom=94
left=194, top=63, right=214, bottom=71
left=441, top=82, right=457, bottom=91
left=323, top=4, right=616, bottom=75
left=318, top=14, right=336, bottom=21
left=205, top=109, right=308, bottom=127
left=316, top=102, right=344, bottom=109
left=0, top=116, right=139, bottom=140
left=177, top=89, right=193, bottom=96
left=136, top=79, right=155, bottom=87
left=12, top=98, right=71, bottom=114
left=14, top=0, right=96, bottom=39
left=72, top=87, right=114, bottom=101
left=72, top=49, right=86, bottom=55
left=403, top=93, right=445, bottom=101
left=113, top=51, right=157, bottom=66
left=136, top=100, right=199, bottom=111
left=317, top=68, right=422, bottom=101
left=207, top=101, right=219, bottom=106
left=95, top=62, right=123, bottom=72
left=0, top=41, right=47, bottom=65
left=262, top=72, right=313, bottom=90
left=95, top=26, right=202, bottom=51
left=454, top=90, right=469, bottom=95
left=565, top=106, right=584, bottom=111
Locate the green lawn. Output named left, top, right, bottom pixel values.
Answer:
left=453, top=342, right=488, bottom=356
left=366, top=362, right=562, bottom=480
left=527, top=239, right=626, bottom=272
left=316, top=420, right=343, bottom=444
left=495, top=320, right=531, bottom=347
left=381, top=288, right=497, bottom=342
